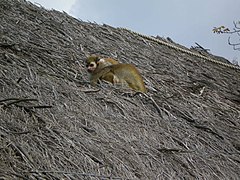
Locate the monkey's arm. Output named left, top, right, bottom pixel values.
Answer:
left=90, top=66, right=113, bottom=86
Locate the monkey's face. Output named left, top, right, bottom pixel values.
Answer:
left=86, top=56, right=101, bottom=73
left=86, top=61, right=97, bottom=73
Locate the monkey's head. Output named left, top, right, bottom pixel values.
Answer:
left=86, top=55, right=101, bottom=73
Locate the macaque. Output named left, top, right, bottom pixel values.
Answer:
left=86, top=55, right=147, bottom=93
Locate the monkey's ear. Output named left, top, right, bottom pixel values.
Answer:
left=96, top=56, right=102, bottom=62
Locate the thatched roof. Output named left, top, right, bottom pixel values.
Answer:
left=1, top=0, right=240, bottom=179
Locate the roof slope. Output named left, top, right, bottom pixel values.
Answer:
left=1, top=0, right=240, bottom=179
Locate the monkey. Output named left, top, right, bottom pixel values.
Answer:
left=86, top=55, right=120, bottom=84
left=86, top=56, right=147, bottom=93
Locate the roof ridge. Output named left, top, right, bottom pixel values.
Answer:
left=118, top=27, right=240, bottom=71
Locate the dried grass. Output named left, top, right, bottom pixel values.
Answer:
left=1, top=0, right=240, bottom=179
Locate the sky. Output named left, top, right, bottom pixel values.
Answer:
left=28, top=0, right=240, bottom=63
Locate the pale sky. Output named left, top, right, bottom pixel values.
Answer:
left=28, top=0, right=240, bottom=63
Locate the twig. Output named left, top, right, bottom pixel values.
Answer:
left=16, top=105, right=52, bottom=109
left=0, top=98, right=38, bottom=107
left=81, top=88, right=101, bottom=93
left=80, top=125, right=96, bottom=134
left=194, top=125, right=224, bottom=140
left=85, top=152, right=103, bottom=165
left=194, top=42, right=210, bottom=53
left=0, top=98, right=22, bottom=103
left=228, top=37, right=240, bottom=51
left=142, top=93, right=162, bottom=116
left=8, top=142, right=33, bottom=164
left=157, top=147, right=194, bottom=154
left=10, top=131, right=31, bottom=135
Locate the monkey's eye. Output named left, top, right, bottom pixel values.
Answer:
left=87, top=63, right=95, bottom=68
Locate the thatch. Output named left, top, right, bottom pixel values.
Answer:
left=1, top=0, right=240, bottom=179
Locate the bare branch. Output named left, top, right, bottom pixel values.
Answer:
left=233, top=21, right=240, bottom=30
left=213, top=21, right=240, bottom=51
left=228, top=37, right=240, bottom=51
